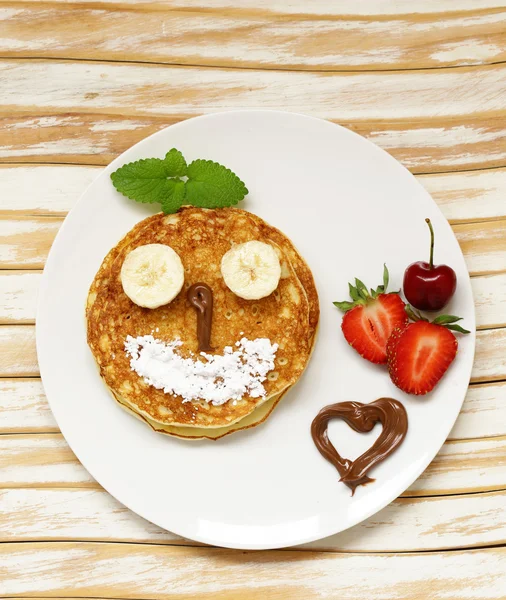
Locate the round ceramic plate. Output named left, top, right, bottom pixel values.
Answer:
left=37, top=110, right=475, bottom=550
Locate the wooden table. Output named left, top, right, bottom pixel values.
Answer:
left=1, top=1, right=505, bottom=597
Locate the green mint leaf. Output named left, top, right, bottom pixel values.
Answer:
left=160, top=179, right=186, bottom=214
left=445, top=324, right=471, bottom=334
left=111, top=158, right=177, bottom=204
left=348, top=283, right=360, bottom=302
left=433, top=314, right=463, bottom=325
left=186, top=159, right=248, bottom=208
left=383, top=263, right=389, bottom=292
left=164, top=148, right=187, bottom=177
left=333, top=300, right=355, bottom=312
left=111, top=149, right=248, bottom=212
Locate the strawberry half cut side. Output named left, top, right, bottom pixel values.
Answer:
left=387, top=307, right=470, bottom=395
left=334, top=265, right=408, bottom=364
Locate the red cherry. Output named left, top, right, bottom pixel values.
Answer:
left=403, top=219, right=457, bottom=311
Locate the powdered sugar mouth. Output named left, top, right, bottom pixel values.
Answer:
left=124, top=335, right=279, bottom=405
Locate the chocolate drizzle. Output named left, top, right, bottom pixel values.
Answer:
left=311, top=398, right=408, bottom=494
left=187, top=283, right=214, bottom=352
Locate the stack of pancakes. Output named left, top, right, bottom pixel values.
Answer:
left=87, top=207, right=319, bottom=439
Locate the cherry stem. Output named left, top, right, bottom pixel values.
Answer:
left=425, top=218, right=434, bottom=269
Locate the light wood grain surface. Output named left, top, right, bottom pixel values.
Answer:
left=0, top=1, right=505, bottom=598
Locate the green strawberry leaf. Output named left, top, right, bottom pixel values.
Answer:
left=383, top=263, right=389, bottom=292
left=333, top=300, right=355, bottom=312
left=354, top=278, right=370, bottom=300
left=348, top=283, right=360, bottom=302
left=445, top=324, right=471, bottom=334
left=333, top=265, right=394, bottom=313
left=185, top=159, right=248, bottom=208
left=406, top=307, right=470, bottom=333
left=405, top=305, right=417, bottom=321
left=433, top=314, right=463, bottom=325
left=405, top=305, right=428, bottom=322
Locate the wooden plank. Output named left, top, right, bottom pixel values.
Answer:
left=1, top=542, right=505, bottom=599
left=2, top=165, right=506, bottom=223
left=1, top=432, right=505, bottom=496
left=2, top=113, right=505, bottom=173
left=304, top=490, right=506, bottom=552
left=405, top=435, right=506, bottom=496
left=1, top=0, right=504, bottom=16
left=0, top=487, right=183, bottom=545
left=0, top=434, right=92, bottom=488
left=2, top=216, right=505, bottom=274
left=0, top=165, right=99, bottom=216
left=0, top=379, right=57, bottom=432
left=0, top=271, right=39, bottom=324
left=420, top=167, right=506, bottom=224
left=472, top=273, right=506, bottom=330
left=473, top=328, right=506, bottom=383
left=1, top=487, right=505, bottom=553
left=1, top=5, right=505, bottom=71
left=0, top=217, right=61, bottom=269
left=454, top=219, right=506, bottom=276
left=448, top=381, right=506, bottom=441
left=1, top=325, right=502, bottom=381
left=0, top=114, right=163, bottom=167
left=365, top=117, right=506, bottom=173
left=2, top=378, right=505, bottom=440
left=3, top=269, right=504, bottom=329
left=0, top=60, right=504, bottom=121
left=0, top=326, right=38, bottom=376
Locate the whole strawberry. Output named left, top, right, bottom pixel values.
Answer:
left=334, top=265, right=407, bottom=364
left=387, top=307, right=470, bottom=395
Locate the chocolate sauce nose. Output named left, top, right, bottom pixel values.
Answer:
left=187, top=283, right=214, bottom=352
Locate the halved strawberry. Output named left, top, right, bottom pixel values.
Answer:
left=387, top=310, right=469, bottom=395
left=334, top=265, right=407, bottom=364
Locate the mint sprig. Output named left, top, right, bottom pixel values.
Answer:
left=110, top=148, right=248, bottom=214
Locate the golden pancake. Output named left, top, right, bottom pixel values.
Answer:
left=115, top=272, right=319, bottom=440
left=87, top=207, right=317, bottom=429
left=114, top=389, right=287, bottom=440
left=119, top=242, right=319, bottom=441
left=157, top=227, right=320, bottom=440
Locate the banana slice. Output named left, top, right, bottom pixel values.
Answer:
left=221, top=240, right=281, bottom=300
left=121, top=244, right=184, bottom=309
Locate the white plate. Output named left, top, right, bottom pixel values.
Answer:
left=37, top=110, right=475, bottom=550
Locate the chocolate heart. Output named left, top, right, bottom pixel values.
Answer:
left=311, top=398, right=408, bottom=494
